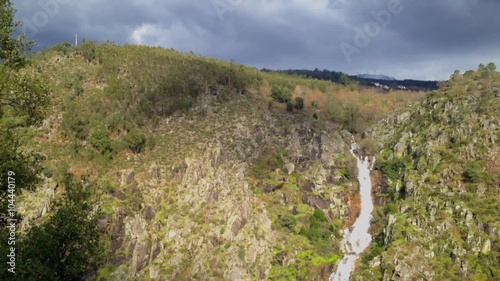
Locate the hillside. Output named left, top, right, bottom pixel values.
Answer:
left=7, top=40, right=497, bottom=281
left=2, top=1, right=499, bottom=280
left=356, top=65, right=499, bottom=280
left=3, top=42, right=425, bottom=280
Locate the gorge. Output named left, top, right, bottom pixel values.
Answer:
left=330, top=145, right=375, bottom=281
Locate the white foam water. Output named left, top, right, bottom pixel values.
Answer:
left=330, top=145, right=375, bottom=281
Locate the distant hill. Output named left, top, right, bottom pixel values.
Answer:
left=355, top=74, right=396, bottom=80
left=262, top=68, right=440, bottom=91
left=351, top=76, right=439, bottom=91
left=261, top=68, right=345, bottom=84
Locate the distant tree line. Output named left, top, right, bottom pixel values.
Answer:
left=261, top=68, right=440, bottom=91
left=262, top=68, right=344, bottom=84
left=353, top=77, right=439, bottom=91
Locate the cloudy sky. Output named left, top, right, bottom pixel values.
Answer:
left=12, top=0, right=500, bottom=80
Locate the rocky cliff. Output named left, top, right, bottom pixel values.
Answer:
left=17, top=43, right=366, bottom=280
left=97, top=98, right=356, bottom=280
left=355, top=68, right=499, bottom=280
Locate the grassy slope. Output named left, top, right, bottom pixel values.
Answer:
left=19, top=41, right=427, bottom=280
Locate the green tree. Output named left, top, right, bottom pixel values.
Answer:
left=478, top=62, right=497, bottom=76
left=11, top=176, right=104, bottom=281
left=340, top=74, right=350, bottom=85
left=0, top=0, right=50, bottom=219
left=450, top=70, right=461, bottom=80
left=0, top=0, right=33, bottom=69
left=0, top=6, right=51, bottom=278
left=0, top=68, right=51, bottom=126
left=486, top=62, right=497, bottom=72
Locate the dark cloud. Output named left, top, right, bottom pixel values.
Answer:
left=12, top=0, right=500, bottom=80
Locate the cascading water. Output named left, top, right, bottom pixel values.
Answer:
left=330, top=145, right=375, bottom=281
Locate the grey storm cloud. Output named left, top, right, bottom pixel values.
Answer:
left=12, top=0, right=500, bottom=80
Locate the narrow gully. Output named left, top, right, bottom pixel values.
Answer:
left=330, top=144, right=375, bottom=281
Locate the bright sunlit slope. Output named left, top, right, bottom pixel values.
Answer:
left=15, top=41, right=426, bottom=280
left=356, top=64, right=500, bottom=280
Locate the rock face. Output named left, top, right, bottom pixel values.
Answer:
left=355, top=70, right=500, bottom=281
left=77, top=95, right=357, bottom=280
left=18, top=177, right=57, bottom=231
left=17, top=88, right=357, bottom=280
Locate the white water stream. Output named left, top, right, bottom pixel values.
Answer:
left=329, top=145, right=375, bottom=281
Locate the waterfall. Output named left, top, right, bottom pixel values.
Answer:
left=330, top=145, right=375, bottom=281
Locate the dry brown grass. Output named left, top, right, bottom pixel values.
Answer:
left=294, top=85, right=330, bottom=109
left=258, top=80, right=273, bottom=98
left=293, top=85, right=424, bottom=115
left=249, top=70, right=426, bottom=132
left=259, top=79, right=426, bottom=132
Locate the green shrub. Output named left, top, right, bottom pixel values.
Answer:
left=286, top=101, right=294, bottom=112
left=328, top=223, right=341, bottom=238
left=339, top=168, right=352, bottom=180
left=313, top=209, right=326, bottom=221
left=294, top=97, right=304, bottom=110
left=299, top=209, right=332, bottom=242
left=278, top=214, right=297, bottom=231
left=379, top=157, right=407, bottom=181
left=463, top=162, right=488, bottom=183
left=61, top=111, right=89, bottom=140
left=237, top=244, right=245, bottom=261
left=385, top=202, right=398, bottom=214
left=249, top=150, right=284, bottom=179
left=76, top=40, right=97, bottom=62
left=362, top=236, right=384, bottom=265
left=271, top=85, right=292, bottom=103
left=122, top=129, right=146, bottom=153
left=90, top=128, right=112, bottom=154
left=50, top=42, right=73, bottom=55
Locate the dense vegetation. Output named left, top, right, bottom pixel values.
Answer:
left=15, top=176, right=103, bottom=280
left=0, top=0, right=49, bottom=212
left=355, top=64, right=499, bottom=280
left=0, top=2, right=103, bottom=280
